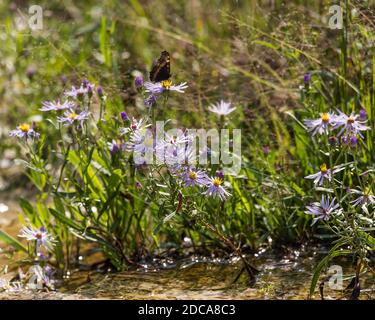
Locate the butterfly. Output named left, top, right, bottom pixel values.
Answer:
left=149, top=51, right=171, bottom=82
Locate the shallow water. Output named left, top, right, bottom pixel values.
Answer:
left=57, top=249, right=374, bottom=300
left=0, top=201, right=374, bottom=300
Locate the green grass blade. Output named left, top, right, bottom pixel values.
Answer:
left=0, top=230, right=28, bottom=253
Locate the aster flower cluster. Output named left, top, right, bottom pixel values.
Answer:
left=8, top=80, right=98, bottom=141
left=179, top=167, right=230, bottom=201
left=0, top=226, right=58, bottom=292
left=118, top=114, right=231, bottom=201
left=304, top=109, right=370, bottom=147
left=64, top=79, right=95, bottom=98
left=6, top=64, right=239, bottom=282
left=304, top=162, right=374, bottom=226
left=0, top=265, right=56, bottom=292
left=49, top=80, right=95, bottom=126
left=303, top=104, right=374, bottom=225
left=305, top=177, right=375, bottom=226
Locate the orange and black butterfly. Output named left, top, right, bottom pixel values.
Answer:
left=149, top=51, right=171, bottom=82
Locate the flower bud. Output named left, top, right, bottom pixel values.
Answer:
left=97, top=86, right=104, bottom=97
left=134, top=75, right=144, bottom=88
left=120, top=111, right=129, bottom=121
left=350, top=135, right=358, bottom=147
left=304, top=73, right=311, bottom=84
left=359, top=109, right=367, bottom=121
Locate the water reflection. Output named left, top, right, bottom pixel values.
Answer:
left=61, top=248, right=374, bottom=300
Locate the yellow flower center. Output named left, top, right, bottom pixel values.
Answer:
left=213, top=177, right=223, bottom=187
left=320, top=163, right=328, bottom=174
left=321, top=113, right=330, bottom=123
left=20, top=123, right=30, bottom=133
left=161, top=80, right=172, bottom=89
left=69, top=113, right=78, bottom=120
left=189, top=171, right=197, bottom=180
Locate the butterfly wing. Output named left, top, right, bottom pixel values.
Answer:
left=149, top=51, right=171, bottom=82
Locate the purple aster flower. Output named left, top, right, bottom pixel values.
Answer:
left=305, top=163, right=345, bottom=187
left=208, top=100, right=236, bottom=116
left=9, top=123, right=40, bottom=141
left=65, top=85, right=87, bottom=98
left=332, top=110, right=370, bottom=137
left=144, top=94, right=157, bottom=107
left=350, top=187, right=375, bottom=207
left=305, top=195, right=342, bottom=225
left=144, top=80, right=188, bottom=94
left=18, top=226, right=55, bottom=250
left=341, top=135, right=348, bottom=144
left=40, top=100, right=75, bottom=112
left=134, top=75, right=144, bottom=88
left=304, top=112, right=334, bottom=136
left=181, top=167, right=208, bottom=187
left=65, top=81, right=95, bottom=98
left=205, top=176, right=231, bottom=201
left=57, top=109, right=90, bottom=125
left=120, top=118, right=148, bottom=135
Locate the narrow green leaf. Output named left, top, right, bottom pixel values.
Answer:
left=49, top=208, right=83, bottom=231
left=0, top=230, right=28, bottom=253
